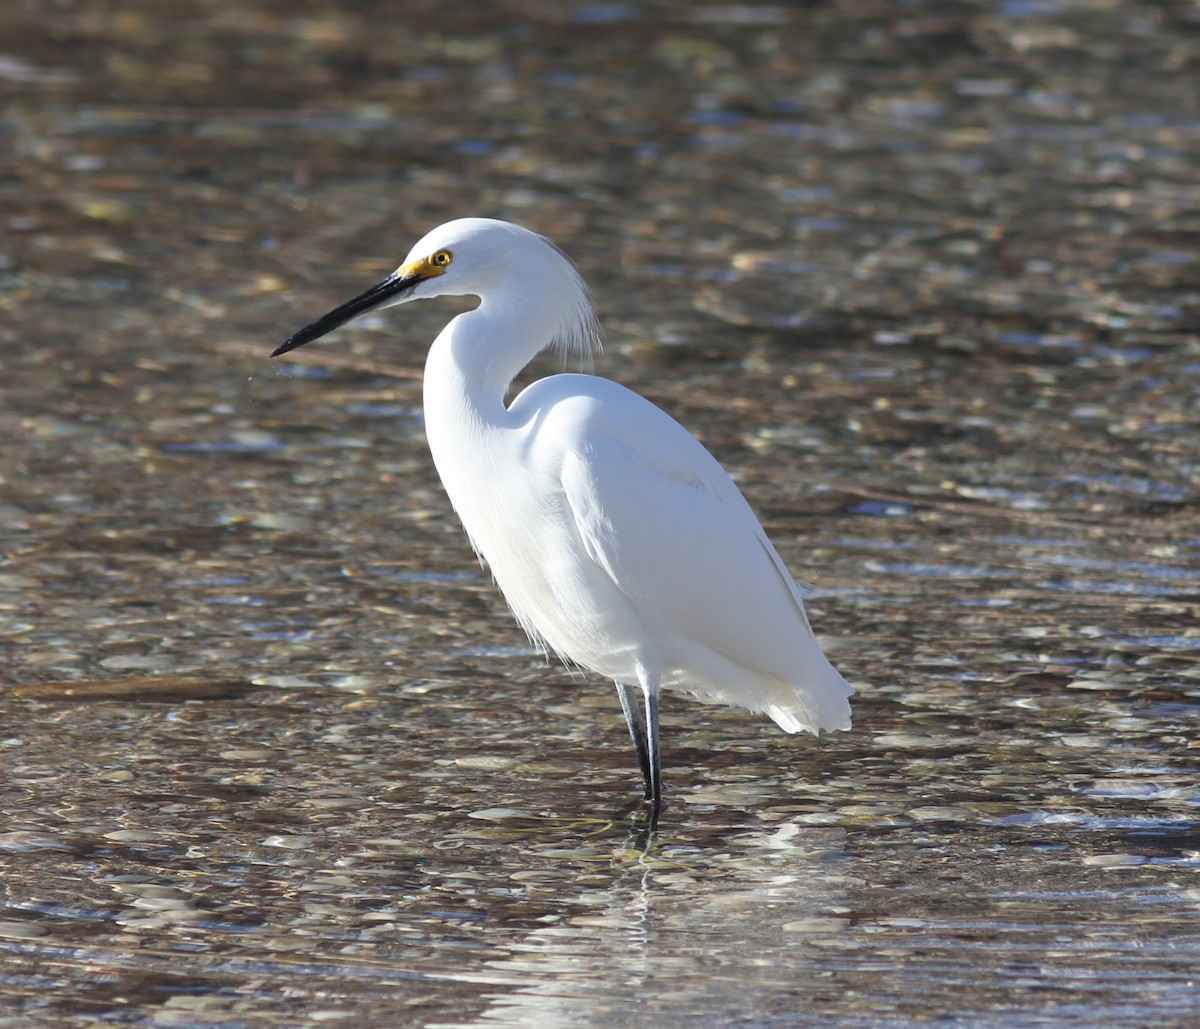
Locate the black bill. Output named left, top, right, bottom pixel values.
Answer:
left=271, top=270, right=421, bottom=357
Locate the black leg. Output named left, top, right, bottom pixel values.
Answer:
left=644, top=687, right=662, bottom=827
left=615, top=681, right=651, bottom=797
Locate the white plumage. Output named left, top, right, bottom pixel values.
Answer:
left=275, top=217, right=853, bottom=826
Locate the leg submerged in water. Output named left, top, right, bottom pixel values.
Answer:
left=615, top=679, right=663, bottom=826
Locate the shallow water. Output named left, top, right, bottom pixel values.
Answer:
left=2, top=1, right=1199, bottom=1026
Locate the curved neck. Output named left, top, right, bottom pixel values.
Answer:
left=421, top=299, right=552, bottom=502
left=427, top=293, right=558, bottom=417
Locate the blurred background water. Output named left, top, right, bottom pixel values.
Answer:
left=1, top=1, right=1198, bottom=1026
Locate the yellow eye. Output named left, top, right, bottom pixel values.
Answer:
left=431, top=249, right=453, bottom=268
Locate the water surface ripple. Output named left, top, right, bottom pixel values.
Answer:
left=2, top=1, right=1198, bottom=1026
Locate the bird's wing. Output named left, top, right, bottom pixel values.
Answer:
left=558, top=427, right=853, bottom=734
left=559, top=424, right=808, bottom=658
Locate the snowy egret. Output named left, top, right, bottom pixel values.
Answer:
left=273, top=218, right=853, bottom=827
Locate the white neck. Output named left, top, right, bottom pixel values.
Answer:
left=418, top=235, right=599, bottom=528
left=421, top=298, right=552, bottom=512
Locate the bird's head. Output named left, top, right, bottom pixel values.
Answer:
left=272, top=218, right=599, bottom=365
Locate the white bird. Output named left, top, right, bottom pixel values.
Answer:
left=273, top=218, right=853, bottom=827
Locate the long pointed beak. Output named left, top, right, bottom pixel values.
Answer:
left=271, top=270, right=423, bottom=358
